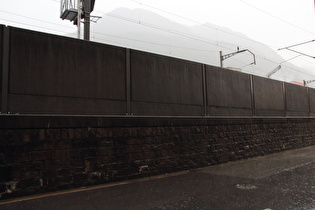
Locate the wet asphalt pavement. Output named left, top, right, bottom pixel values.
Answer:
left=1, top=146, right=314, bottom=210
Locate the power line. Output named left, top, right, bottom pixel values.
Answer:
left=0, top=3, right=220, bottom=62
left=0, top=8, right=218, bottom=53
left=101, top=1, right=315, bottom=74
left=104, top=13, right=229, bottom=49
left=0, top=17, right=73, bottom=35
left=1, top=13, right=310, bottom=80
left=0, top=10, right=73, bottom=30
left=102, top=12, right=315, bottom=77
left=93, top=35, right=216, bottom=65
left=2, top=0, right=314, bottom=80
left=125, top=0, right=315, bottom=53
left=92, top=31, right=217, bottom=52
left=93, top=13, right=229, bottom=53
left=239, top=0, right=315, bottom=36
left=256, top=54, right=315, bottom=76
left=123, top=0, right=274, bottom=48
left=124, top=0, right=315, bottom=67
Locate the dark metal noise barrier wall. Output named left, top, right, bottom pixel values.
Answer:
left=1, top=25, right=315, bottom=117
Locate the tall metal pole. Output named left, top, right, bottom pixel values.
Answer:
left=83, top=0, right=91, bottom=41
left=77, top=0, right=81, bottom=39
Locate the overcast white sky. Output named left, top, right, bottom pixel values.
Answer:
left=1, top=0, right=315, bottom=71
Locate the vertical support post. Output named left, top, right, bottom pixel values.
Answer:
left=307, top=87, right=311, bottom=117
left=219, top=51, right=223, bottom=68
left=84, top=14, right=90, bottom=41
left=1, top=26, right=10, bottom=114
left=126, top=48, right=131, bottom=115
left=77, top=0, right=81, bottom=39
left=250, top=75, right=255, bottom=117
left=202, top=64, right=207, bottom=116
left=60, top=0, right=64, bottom=17
left=283, top=82, right=287, bottom=117
left=83, top=0, right=91, bottom=41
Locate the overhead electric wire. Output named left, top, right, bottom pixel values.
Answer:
left=239, top=0, right=315, bottom=36
left=104, top=13, right=226, bottom=49
left=80, top=0, right=315, bottom=70
left=93, top=35, right=217, bottom=64
left=128, top=0, right=315, bottom=63
left=3, top=0, right=315, bottom=80
left=253, top=53, right=315, bottom=76
left=125, top=1, right=315, bottom=69
left=0, top=17, right=74, bottom=35
left=278, top=39, right=315, bottom=50
left=42, top=0, right=315, bottom=72
left=103, top=12, right=270, bottom=71
left=102, top=12, right=315, bottom=78
left=298, top=56, right=315, bottom=65
left=103, top=1, right=315, bottom=79
left=127, top=0, right=271, bottom=47
left=92, top=31, right=217, bottom=52
left=0, top=9, right=218, bottom=53
left=0, top=10, right=73, bottom=30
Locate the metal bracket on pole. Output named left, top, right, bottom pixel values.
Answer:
left=303, top=79, right=315, bottom=86
left=220, top=48, right=256, bottom=68
left=90, top=15, right=102, bottom=23
left=278, top=40, right=315, bottom=59
left=266, top=55, right=301, bottom=78
left=266, top=65, right=281, bottom=78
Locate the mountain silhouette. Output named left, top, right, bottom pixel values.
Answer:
left=86, top=7, right=314, bottom=84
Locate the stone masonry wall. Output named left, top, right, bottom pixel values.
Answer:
left=0, top=118, right=315, bottom=199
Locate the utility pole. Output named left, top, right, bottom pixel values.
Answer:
left=77, top=0, right=81, bottom=39
left=83, top=0, right=91, bottom=40
left=219, top=51, right=224, bottom=68
left=60, top=0, right=99, bottom=41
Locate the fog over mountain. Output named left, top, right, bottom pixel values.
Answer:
left=87, top=8, right=315, bottom=85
